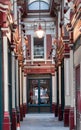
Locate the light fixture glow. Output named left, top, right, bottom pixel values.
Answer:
left=34, top=0, right=46, bottom=38
left=35, top=24, right=45, bottom=38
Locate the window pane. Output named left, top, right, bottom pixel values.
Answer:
left=33, top=37, right=44, bottom=59
left=28, top=79, right=39, bottom=104
left=40, top=79, right=50, bottom=104
left=28, top=1, right=49, bottom=10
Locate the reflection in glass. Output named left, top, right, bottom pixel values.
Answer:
left=28, top=79, right=50, bottom=105
left=40, top=87, right=49, bottom=104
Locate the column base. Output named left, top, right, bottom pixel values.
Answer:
left=23, top=103, right=27, bottom=117
left=17, top=107, right=20, bottom=124
left=20, top=105, right=23, bottom=121
left=58, top=104, right=63, bottom=121
left=55, top=104, right=58, bottom=117
left=64, top=106, right=70, bottom=126
left=11, top=108, right=17, bottom=130
left=69, top=107, right=74, bottom=130
left=3, top=112, right=11, bottom=130
left=52, top=103, right=55, bottom=113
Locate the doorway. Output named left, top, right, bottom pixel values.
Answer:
left=27, top=77, right=52, bottom=113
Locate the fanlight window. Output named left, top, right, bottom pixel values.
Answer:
left=28, top=0, right=50, bottom=10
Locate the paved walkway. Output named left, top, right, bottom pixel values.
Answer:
left=20, top=113, right=69, bottom=130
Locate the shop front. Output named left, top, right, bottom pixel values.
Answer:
left=27, top=74, right=52, bottom=113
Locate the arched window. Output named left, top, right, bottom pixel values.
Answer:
left=28, top=0, right=50, bottom=10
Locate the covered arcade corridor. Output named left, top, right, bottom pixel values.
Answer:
left=0, top=0, right=81, bottom=130
left=20, top=114, right=69, bottom=130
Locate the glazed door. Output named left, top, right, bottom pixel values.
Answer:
left=27, top=79, right=52, bottom=113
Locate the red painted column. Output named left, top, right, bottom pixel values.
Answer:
left=23, top=103, right=27, bottom=117
left=3, top=112, right=11, bottom=130
left=11, top=109, right=17, bottom=130
left=52, top=103, right=55, bottom=113
left=69, top=107, right=74, bottom=130
left=64, top=107, right=70, bottom=126
left=54, top=103, right=58, bottom=117
left=20, top=105, right=23, bottom=121
left=58, top=104, right=63, bottom=121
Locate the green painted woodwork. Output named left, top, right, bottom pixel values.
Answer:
left=0, top=29, right=3, bottom=130
left=61, top=60, right=65, bottom=116
left=27, top=76, right=52, bottom=113
left=57, top=69, right=59, bottom=109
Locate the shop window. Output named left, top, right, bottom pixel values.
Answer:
left=28, top=79, right=50, bottom=105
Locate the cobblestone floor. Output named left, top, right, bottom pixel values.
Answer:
left=20, top=113, right=69, bottom=130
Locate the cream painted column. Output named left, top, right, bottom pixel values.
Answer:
left=64, top=58, right=70, bottom=126
left=15, top=58, right=21, bottom=126
left=11, top=51, right=16, bottom=109
left=52, top=73, right=57, bottom=104
left=70, top=49, right=74, bottom=107
left=3, top=35, right=11, bottom=130
left=64, top=58, right=70, bottom=106
left=14, top=0, right=17, bottom=24
left=11, top=51, right=17, bottom=130
left=55, top=70, right=58, bottom=117
left=16, top=59, right=19, bottom=108
left=18, top=6, right=22, bottom=37
left=3, top=36, right=9, bottom=112
left=58, top=64, right=63, bottom=121
left=58, top=11, right=61, bottom=38
left=52, top=72, right=57, bottom=113
left=69, top=46, right=75, bottom=130
left=19, top=66, right=23, bottom=120
left=54, top=71, right=57, bottom=104
left=23, top=73, right=27, bottom=116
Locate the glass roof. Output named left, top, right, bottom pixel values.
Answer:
left=28, top=0, right=50, bottom=10
left=28, top=0, right=50, bottom=4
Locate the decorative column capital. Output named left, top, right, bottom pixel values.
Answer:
left=52, top=73, right=55, bottom=76
left=58, top=61, right=61, bottom=66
